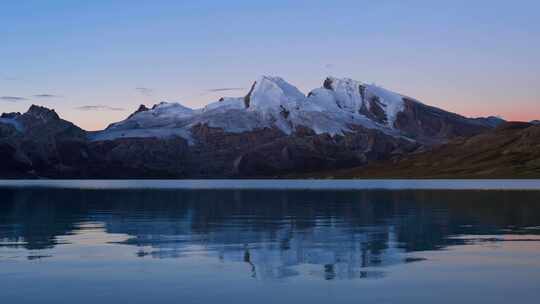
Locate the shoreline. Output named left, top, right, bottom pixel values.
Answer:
left=1, top=179, right=540, bottom=191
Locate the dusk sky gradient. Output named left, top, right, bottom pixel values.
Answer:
left=1, top=0, right=539, bottom=130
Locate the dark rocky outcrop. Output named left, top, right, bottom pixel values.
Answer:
left=359, top=96, right=387, bottom=124
left=323, top=78, right=333, bottom=90
left=127, top=104, right=150, bottom=119
left=244, top=81, right=257, bottom=108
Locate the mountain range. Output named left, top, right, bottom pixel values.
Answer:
left=2, top=75, right=535, bottom=179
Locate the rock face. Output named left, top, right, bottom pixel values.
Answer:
left=185, top=123, right=419, bottom=177
left=394, top=98, right=497, bottom=144
left=0, top=76, right=504, bottom=178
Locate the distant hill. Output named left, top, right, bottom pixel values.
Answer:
left=312, top=122, right=540, bottom=179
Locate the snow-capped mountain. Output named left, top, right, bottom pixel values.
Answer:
left=93, top=76, right=493, bottom=144
left=0, top=76, right=506, bottom=178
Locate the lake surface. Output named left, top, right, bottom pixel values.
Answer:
left=1, top=182, right=540, bottom=303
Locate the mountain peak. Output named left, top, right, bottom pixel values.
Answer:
left=25, top=105, right=60, bottom=122
left=245, top=76, right=305, bottom=111
left=127, top=104, right=150, bottom=119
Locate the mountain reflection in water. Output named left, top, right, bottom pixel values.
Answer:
left=1, top=189, right=540, bottom=282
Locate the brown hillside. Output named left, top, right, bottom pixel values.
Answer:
left=318, top=122, right=540, bottom=179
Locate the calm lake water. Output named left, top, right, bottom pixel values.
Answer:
left=1, top=182, right=540, bottom=303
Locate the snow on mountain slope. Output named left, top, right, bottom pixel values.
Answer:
left=107, top=102, right=196, bottom=130
left=90, top=76, right=413, bottom=143
left=90, top=127, right=194, bottom=143
left=247, top=76, right=305, bottom=110
left=203, top=97, right=245, bottom=112
left=322, top=77, right=364, bottom=112
left=322, top=77, right=404, bottom=126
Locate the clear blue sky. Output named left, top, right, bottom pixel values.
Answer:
left=1, top=0, right=539, bottom=130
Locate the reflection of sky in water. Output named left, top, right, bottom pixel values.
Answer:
left=1, top=188, right=540, bottom=303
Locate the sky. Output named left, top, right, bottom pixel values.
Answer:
left=1, top=0, right=539, bottom=130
